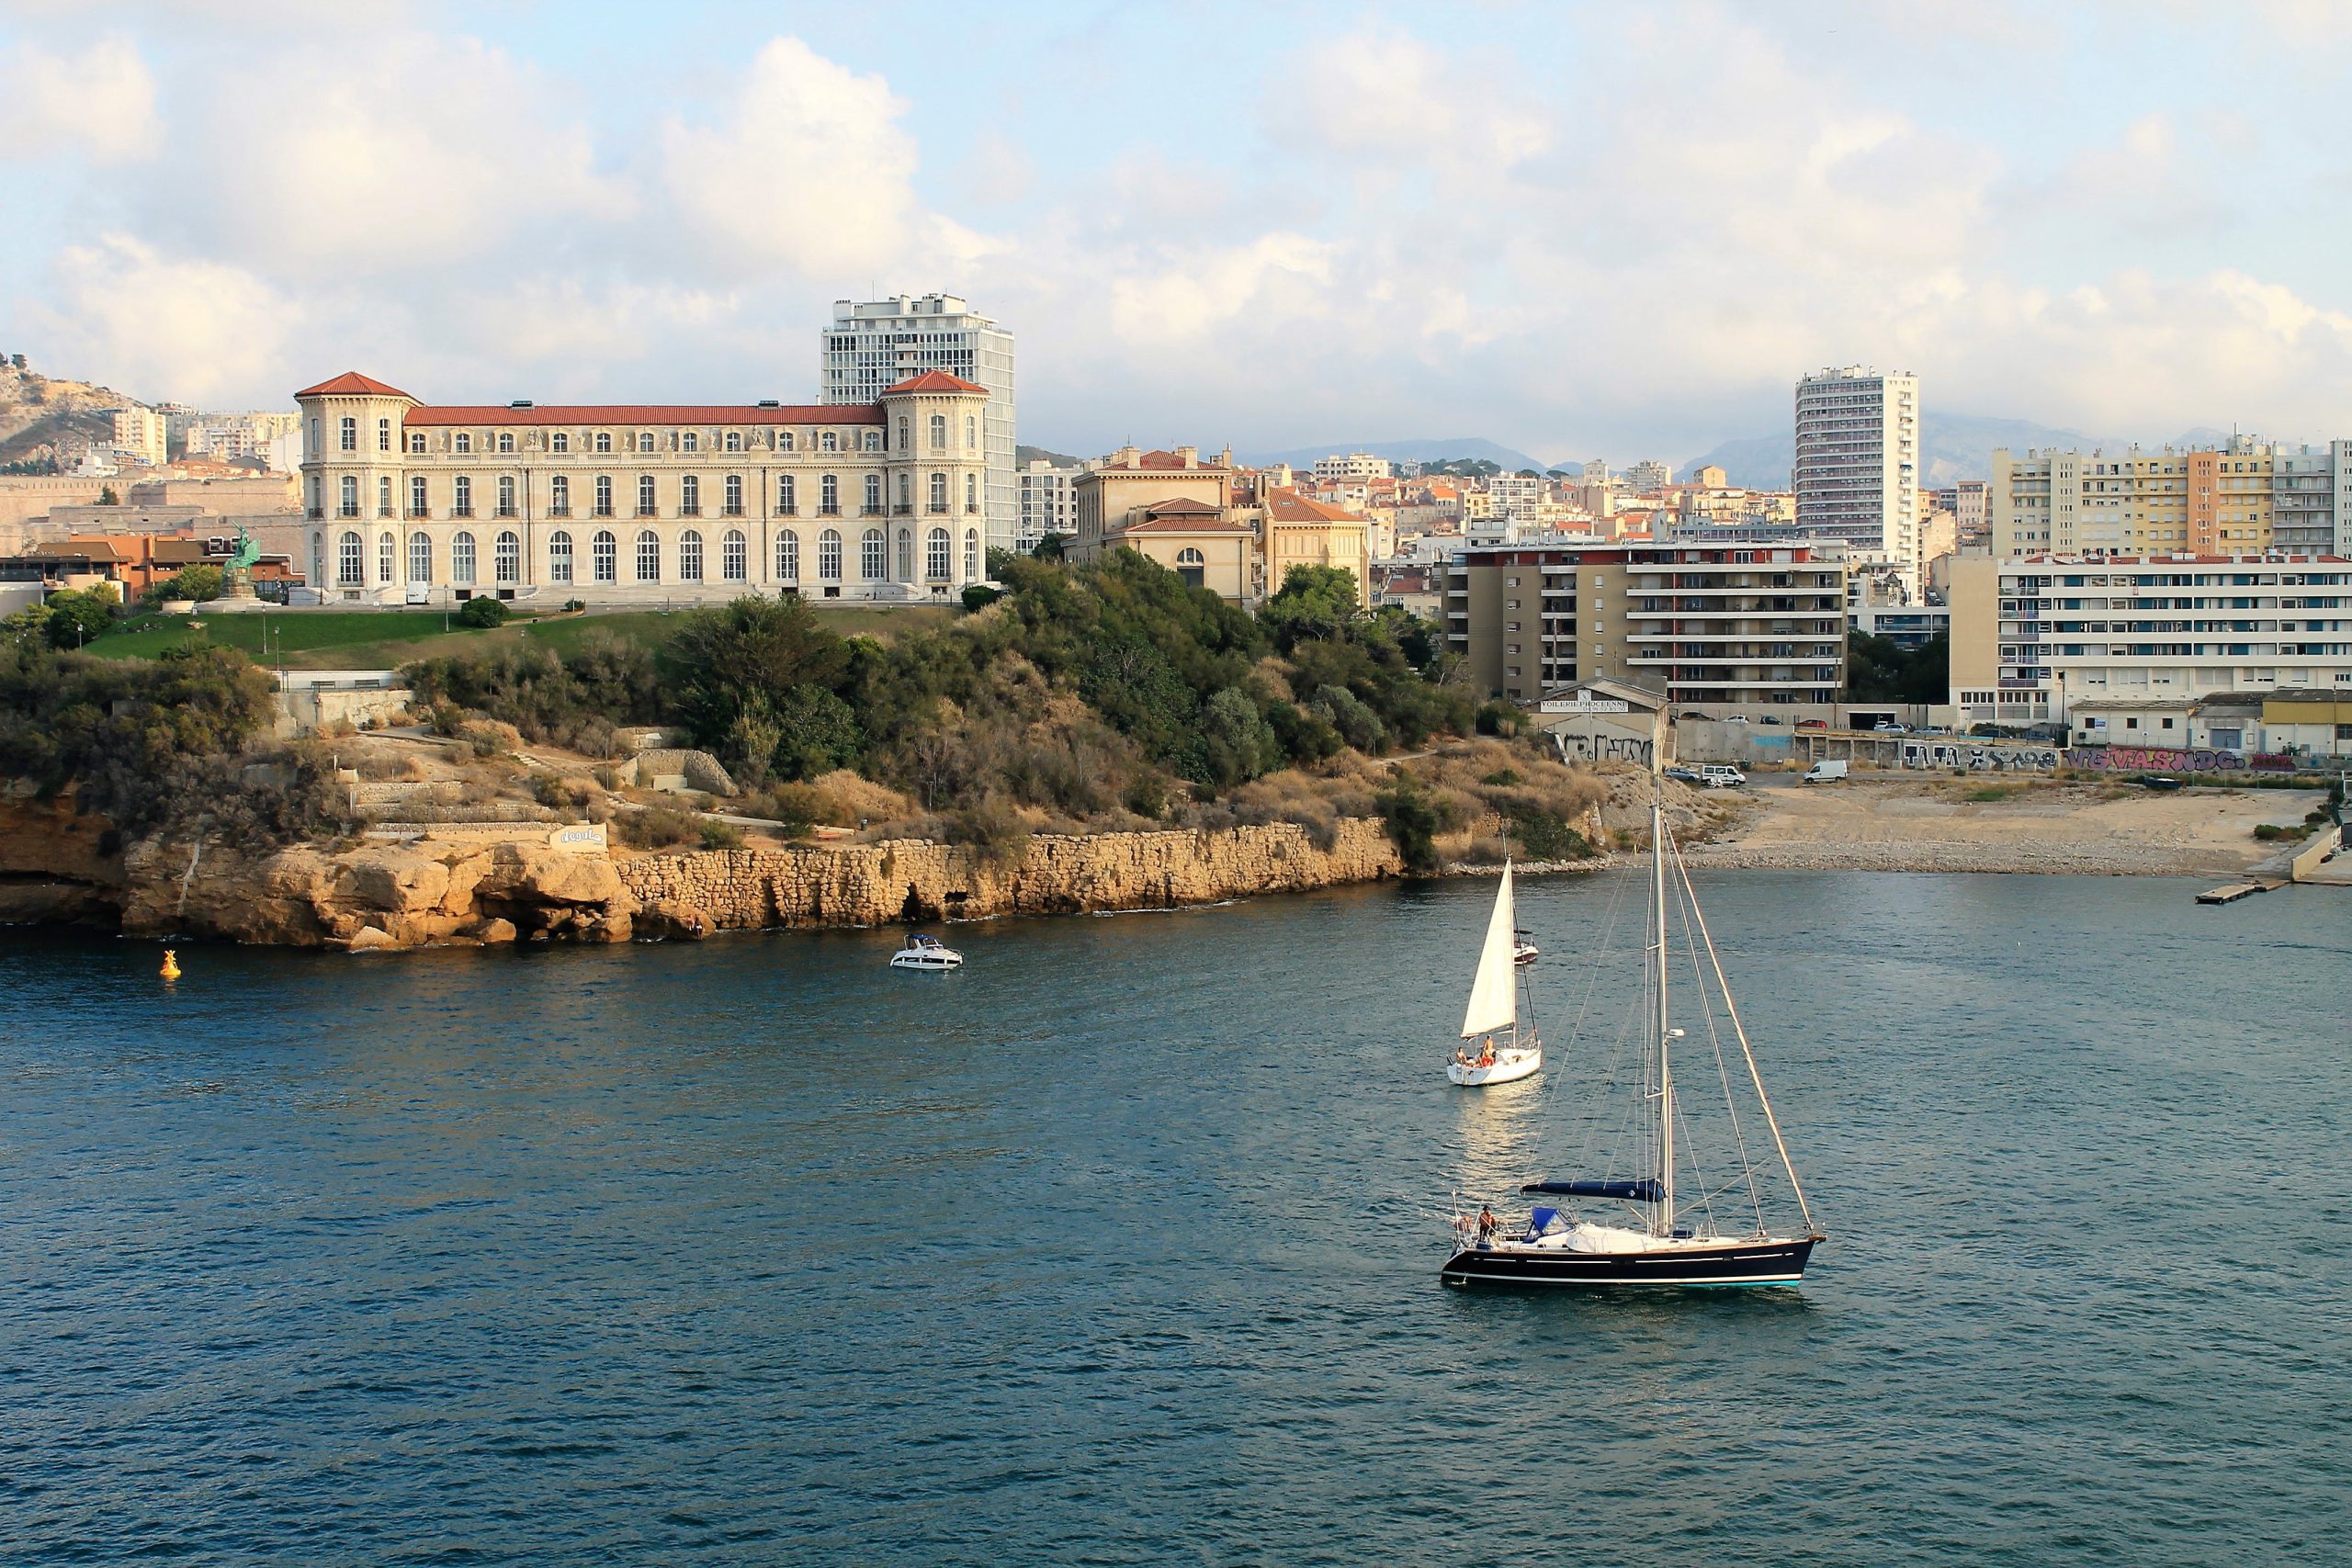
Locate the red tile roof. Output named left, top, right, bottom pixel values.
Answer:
left=1264, top=488, right=1364, bottom=524
left=1112, top=516, right=1253, bottom=536
left=1142, top=497, right=1224, bottom=516
left=294, top=371, right=417, bottom=400
left=402, top=403, right=881, bottom=427
left=881, top=370, right=988, bottom=395
left=1107, top=448, right=1230, bottom=472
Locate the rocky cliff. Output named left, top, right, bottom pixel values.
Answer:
left=0, top=794, right=1411, bottom=950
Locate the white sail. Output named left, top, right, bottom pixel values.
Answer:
left=1459, top=863, right=1519, bottom=1039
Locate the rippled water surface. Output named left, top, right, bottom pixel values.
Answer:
left=5, top=872, right=2349, bottom=1564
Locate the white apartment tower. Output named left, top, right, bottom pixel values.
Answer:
left=823, top=294, right=1015, bottom=553
left=1794, top=366, right=1919, bottom=567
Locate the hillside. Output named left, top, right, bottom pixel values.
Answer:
left=1240, top=436, right=1553, bottom=474
left=1682, top=412, right=2133, bottom=491
left=0, top=361, right=152, bottom=468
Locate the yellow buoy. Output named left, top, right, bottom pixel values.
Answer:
left=160, top=949, right=181, bottom=981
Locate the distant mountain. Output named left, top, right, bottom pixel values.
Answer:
left=1015, top=443, right=1084, bottom=468
left=1241, top=437, right=1554, bottom=474
left=1683, top=413, right=2132, bottom=491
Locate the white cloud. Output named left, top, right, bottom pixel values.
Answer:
left=193, top=34, right=628, bottom=272
left=19, top=234, right=296, bottom=404
left=0, top=34, right=160, bottom=164
left=660, top=38, right=933, bottom=278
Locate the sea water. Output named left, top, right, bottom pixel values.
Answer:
left=2, top=873, right=2346, bottom=1564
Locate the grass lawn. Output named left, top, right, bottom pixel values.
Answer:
left=85, top=601, right=956, bottom=669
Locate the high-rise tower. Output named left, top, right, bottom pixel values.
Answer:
left=822, top=295, right=1015, bottom=554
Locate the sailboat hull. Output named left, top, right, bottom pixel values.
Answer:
left=1445, top=1049, right=1542, bottom=1086
left=1440, top=1235, right=1816, bottom=1289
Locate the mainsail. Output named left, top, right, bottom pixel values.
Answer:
left=1458, top=863, right=1519, bottom=1039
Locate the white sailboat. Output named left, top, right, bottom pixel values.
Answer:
left=1446, top=863, right=1543, bottom=1087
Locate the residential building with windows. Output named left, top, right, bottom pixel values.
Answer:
left=1992, top=437, right=2352, bottom=558
left=1311, top=452, right=1394, bottom=480
left=1945, top=551, right=2352, bottom=726
left=1069, top=445, right=1372, bottom=608
left=821, top=294, right=1015, bottom=555
left=1017, top=457, right=1081, bottom=551
left=108, top=406, right=167, bottom=466
left=1442, top=543, right=1847, bottom=707
left=293, top=368, right=989, bottom=605
left=1794, top=366, right=1918, bottom=573
left=1625, top=459, right=1671, bottom=493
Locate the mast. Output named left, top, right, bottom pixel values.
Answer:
left=1652, top=776, right=1674, bottom=1237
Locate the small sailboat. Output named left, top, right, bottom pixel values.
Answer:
left=1446, top=863, right=1543, bottom=1087
left=1442, top=773, right=1823, bottom=1286
left=888, top=932, right=962, bottom=970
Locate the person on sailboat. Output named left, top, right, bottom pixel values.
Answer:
left=1476, top=1204, right=1498, bottom=1245
left=1476, top=1037, right=1497, bottom=1067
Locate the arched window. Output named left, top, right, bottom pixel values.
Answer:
left=926, top=526, right=949, bottom=581
left=679, top=529, right=704, bottom=582
left=929, top=413, right=946, bottom=450
left=897, top=472, right=910, bottom=509
left=966, top=414, right=978, bottom=451
left=820, top=474, right=840, bottom=515
left=337, top=530, right=363, bottom=585
left=776, top=529, right=800, bottom=581
left=896, top=417, right=909, bottom=451
left=497, top=474, right=516, bottom=517
left=593, top=530, right=616, bottom=582
left=895, top=528, right=911, bottom=580
left=637, top=474, right=656, bottom=516
left=310, top=530, right=322, bottom=582
left=817, top=528, right=842, bottom=581
left=966, top=473, right=978, bottom=513
left=409, top=475, right=427, bottom=516
left=863, top=430, right=881, bottom=453
left=864, top=474, right=882, bottom=514
left=1174, top=547, right=1205, bottom=588
left=339, top=475, right=359, bottom=517
left=636, top=529, right=660, bottom=581
left=549, top=475, right=571, bottom=516
left=549, top=530, right=573, bottom=584
left=723, top=473, right=743, bottom=516
left=454, top=475, right=472, bottom=516
left=778, top=430, right=796, bottom=452
left=681, top=474, right=700, bottom=516
left=494, top=529, right=520, bottom=583
left=724, top=431, right=741, bottom=453
left=820, top=430, right=838, bottom=453
left=409, top=531, right=431, bottom=582
left=594, top=475, right=614, bottom=517
left=965, top=528, right=979, bottom=581
left=452, top=530, right=477, bottom=585
left=777, top=474, right=797, bottom=514
left=861, top=527, right=885, bottom=580
left=378, top=531, right=394, bottom=581
left=378, top=476, right=392, bottom=516
left=721, top=529, right=746, bottom=581
left=682, top=431, right=699, bottom=453
left=928, top=472, right=948, bottom=513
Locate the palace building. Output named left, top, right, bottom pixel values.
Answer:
left=292, top=369, right=991, bottom=605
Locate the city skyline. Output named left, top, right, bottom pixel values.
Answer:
left=6, top=3, right=2352, bottom=462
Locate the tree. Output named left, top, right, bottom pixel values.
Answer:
left=97, top=486, right=119, bottom=506
left=1032, top=531, right=1070, bottom=561
left=458, top=595, right=509, bottom=626
left=43, top=584, right=118, bottom=649
left=1846, top=630, right=1949, bottom=704
left=767, top=683, right=862, bottom=781
left=666, top=592, right=850, bottom=754
left=148, top=565, right=224, bottom=605
left=1258, top=563, right=1361, bottom=651
left=1199, top=687, right=1281, bottom=787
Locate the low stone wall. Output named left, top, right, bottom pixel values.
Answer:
left=616, top=817, right=1406, bottom=930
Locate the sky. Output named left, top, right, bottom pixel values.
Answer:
left=5, top=0, right=2352, bottom=468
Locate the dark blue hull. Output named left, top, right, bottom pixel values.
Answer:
left=1441, top=1235, right=1816, bottom=1288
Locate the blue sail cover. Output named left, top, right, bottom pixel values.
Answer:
left=1521, top=1179, right=1664, bottom=1202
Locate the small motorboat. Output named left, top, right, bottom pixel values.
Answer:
left=1513, top=931, right=1539, bottom=966
left=889, top=933, right=963, bottom=970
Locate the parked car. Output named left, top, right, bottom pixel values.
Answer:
left=1679, top=710, right=1712, bottom=720
left=1724, top=715, right=1750, bottom=724
left=1699, top=764, right=1747, bottom=789
left=1664, top=766, right=1704, bottom=785
left=1759, top=716, right=1784, bottom=726
left=1872, top=721, right=1908, bottom=733
left=1803, top=760, right=1849, bottom=784
left=1795, top=718, right=1829, bottom=731
left=2143, top=775, right=2185, bottom=791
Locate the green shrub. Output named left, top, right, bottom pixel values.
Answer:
left=1508, top=806, right=1593, bottom=861
left=961, top=583, right=1002, bottom=612
left=147, top=565, right=224, bottom=605
left=458, top=596, right=509, bottom=627
left=698, top=817, right=744, bottom=850
left=617, top=805, right=698, bottom=848
left=1376, top=782, right=1444, bottom=873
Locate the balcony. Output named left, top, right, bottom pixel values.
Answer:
left=407, top=507, right=431, bottom=519
left=861, top=505, right=885, bottom=516
left=723, top=505, right=746, bottom=517
left=451, top=507, right=474, bottom=519
left=594, top=505, right=616, bottom=518
left=636, top=505, right=659, bottom=518
left=679, top=504, right=701, bottom=518
left=548, top=506, right=571, bottom=518
left=894, top=504, right=914, bottom=516
left=928, top=503, right=949, bottom=514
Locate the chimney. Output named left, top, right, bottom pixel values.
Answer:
left=1177, top=446, right=1198, bottom=468
left=1116, top=445, right=1139, bottom=468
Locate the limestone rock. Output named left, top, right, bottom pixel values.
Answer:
left=345, top=924, right=400, bottom=952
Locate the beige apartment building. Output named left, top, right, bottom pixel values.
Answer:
left=1442, top=543, right=1847, bottom=707
left=1069, top=446, right=1374, bottom=607
left=1993, top=437, right=2352, bottom=558
left=1946, top=550, right=2352, bottom=726
left=294, top=369, right=989, bottom=604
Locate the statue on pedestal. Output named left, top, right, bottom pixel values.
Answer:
left=223, top=526, right=262, bottom=602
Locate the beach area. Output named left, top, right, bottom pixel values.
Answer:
left=1678, top=774, right=2332, bottom=877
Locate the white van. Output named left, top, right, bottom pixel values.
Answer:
left=1803, top=760, right=1849, bottom=784
left=1699, top=764, right=1747, bottom=789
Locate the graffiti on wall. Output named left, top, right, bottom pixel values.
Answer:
left=1899, top=740, right=2064, bottom=772
left=2063, top=745, right=2295, bottom=773
left=1553, top=729, right=1655, bottom=767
